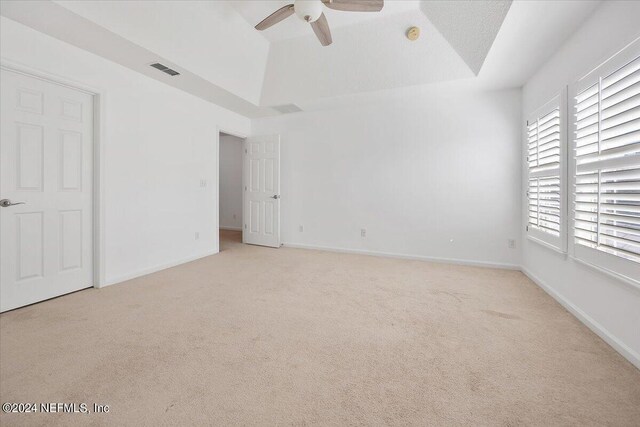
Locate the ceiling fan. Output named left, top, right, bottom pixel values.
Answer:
left=255, top=0, right=384, bottom=46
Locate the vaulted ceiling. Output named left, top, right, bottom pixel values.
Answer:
left=0, top=0, right=602, bottom=117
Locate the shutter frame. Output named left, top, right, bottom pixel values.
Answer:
left=568, top=37, right=640, bottom=284
left=526, top=93, right=568, bottom=251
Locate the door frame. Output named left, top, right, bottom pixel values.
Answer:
left=216, top=127, right=247, bottom=249
left=0, top=59, right=106, bottom=289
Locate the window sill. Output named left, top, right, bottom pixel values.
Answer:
left=527, top=234, right=567, bottom=258
left=570, top=255, right=640, bottom=292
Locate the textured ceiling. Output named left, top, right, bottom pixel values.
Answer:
left=477, top=0, right=601, bottom=88
left=421, top=0, right=512, bottom=75
left=260, top=8, right=474, bottom=106
left=230, top=0, right=420, bottom=42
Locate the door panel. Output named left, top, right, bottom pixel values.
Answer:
left=16, top=211, right=44, bottom=281
left=249, top=200, right=260, bottom=233
left=250, top=158, right=260, bottom=191
left=1, top=69, right=93, bottom=312
left=243, top=135, right=280, bottom=248
left=59, top=130, right=83, bottom=191
left=16, top=123, right=44, bottom=190
left=60, top=209, right=83, bottom=271
left=264, top=158, right=274, bottom=192
left=264, top=201, right=274, bottom=235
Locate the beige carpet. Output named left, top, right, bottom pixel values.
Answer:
left=1, top=230, right=639, bottom=426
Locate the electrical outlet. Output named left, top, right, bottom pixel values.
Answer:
left=195, top=232, right=200, bottom=240
left=233, top=214, right=236, bottom=219
left=508, top=239, right=516, bottom=249
left=299, top=225, right=304, bottom=232
left=361, top=228, right=367, bottom=238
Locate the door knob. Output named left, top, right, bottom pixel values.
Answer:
left=0, top=199, right=26, bottom=208
left=271, top=195, right=280, bottom=199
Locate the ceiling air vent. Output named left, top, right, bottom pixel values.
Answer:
left=272, top=104, right=303, bottom=114
left=150, top=63, right=180, bottom=76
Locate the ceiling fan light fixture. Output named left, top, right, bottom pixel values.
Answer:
left=254, top=0, right=384, bottom=47
left=294, top=0, right=323, bottom=22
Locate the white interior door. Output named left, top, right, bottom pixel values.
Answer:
left=243, top=135, right=280, bottom=248
left=0, top=69, right=93, bottom=312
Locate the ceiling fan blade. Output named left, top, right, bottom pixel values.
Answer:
left=255, top=4, right=295, bottom=30
left=311, top=12, right=332, bottom=46
left=321, top=0, right=384, bottom=12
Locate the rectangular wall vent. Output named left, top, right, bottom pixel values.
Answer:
left=272, top=104, right=303, bottom=114
left=150, top=63, right=180, bottom=76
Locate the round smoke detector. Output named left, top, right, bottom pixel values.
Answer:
left=406, top=26, right=420, bottom=41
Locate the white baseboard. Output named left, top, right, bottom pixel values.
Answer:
left=102, top=250, right=218, bottom=288
left=521, top=267, right=640, bottom=370
left=283, top=242, right=520, bottom=270
left=219, top=226, right=242, bottom=231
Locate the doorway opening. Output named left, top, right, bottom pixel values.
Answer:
left=218, top=132, right=244, bottom=251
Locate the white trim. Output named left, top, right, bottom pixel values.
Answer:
left=283, top=242, right=520, bottom=270
left=524, top=90, right=567, bottom=254
left=218, top=128, right=249, bottom=140
left=567, top=39, right=640, bottom=286
left=571, top=249, right=640, bottom=291
left=104, top=250, right=218, bottom=287
left=215, top=128, right=220, bottom=254
left=220, top=226, right=242, bottom=231
left=0, top=57, right=101, bottom=94
left=93, top=87, right=107, bottom=288
left=0, top=59, right=106, bottom=289
left=521, top=267, right=640, bottom=370
left=527, top=234, right=569, bottom=258
left=527, top=225, right=562, bottom=249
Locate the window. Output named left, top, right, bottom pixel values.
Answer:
left=526, top=95, right=567, bottom=251
left=570, top=39, right=640, bottom=283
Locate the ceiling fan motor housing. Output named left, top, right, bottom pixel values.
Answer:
left=294, top=0, right=323, bottom=22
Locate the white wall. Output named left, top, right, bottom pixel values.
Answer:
left=521, top=1, right=640, bottom=367
left=219, top=133, right=244, bottom=230
left=0, top=17, right=250, bottom=286
left=253, top=85, right=522, bottom=268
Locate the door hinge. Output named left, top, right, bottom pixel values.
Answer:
left=245, top=149, right=247, bottom=154
left=244, top=224, right=247, bottom=229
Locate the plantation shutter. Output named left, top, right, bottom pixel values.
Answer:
left=571, top=41, right=640, bottom=281
left=527, top=96, right=565, bottom=250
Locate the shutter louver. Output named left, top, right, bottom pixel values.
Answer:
left=573, top=54, right=640, bottom=264
left=528, top=177, right=561, bottom=236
